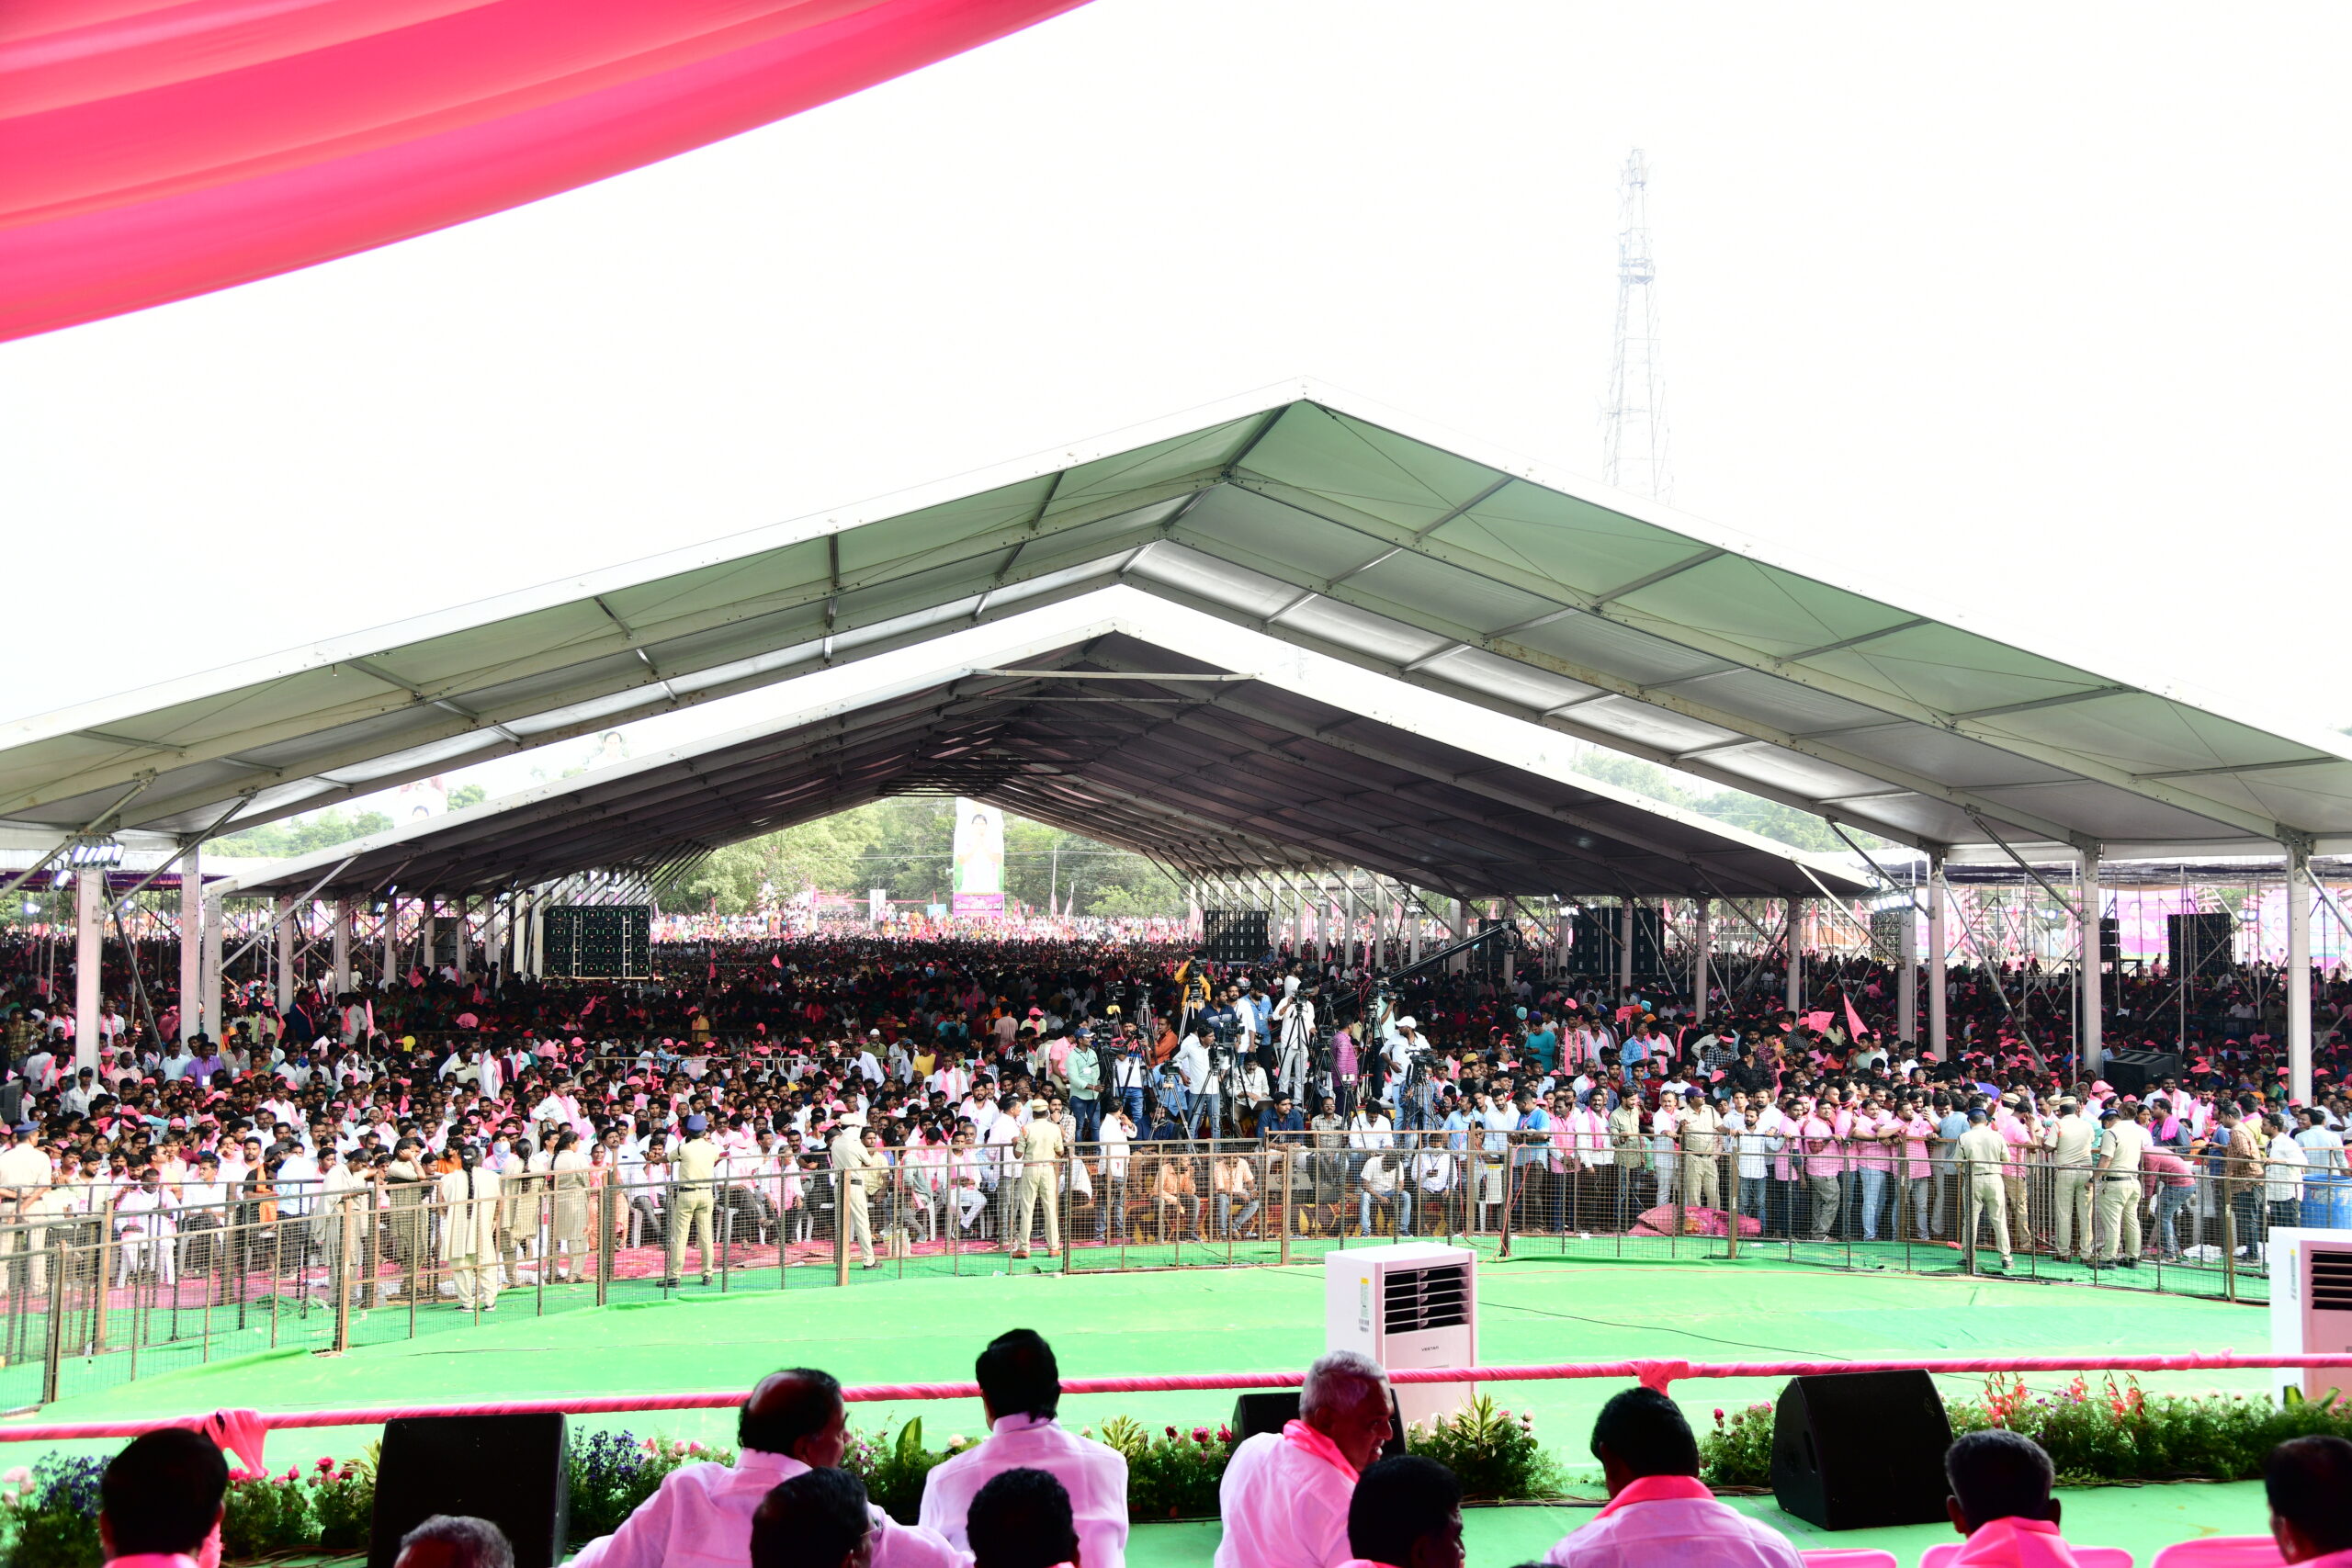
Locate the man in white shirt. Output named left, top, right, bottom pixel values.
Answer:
left=1216, top=1350, right=1396, bottom=1568
left=573, top=1367, right=957, bottom=1568
left=1175, top=1030, right=1212, bottom=1141
left=918, top=1330, right=1127, bottom=1568
left=1544, top=1388, right=1802, bottom=1568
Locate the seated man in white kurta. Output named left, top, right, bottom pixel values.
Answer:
left=920, top=1329, right=1129, bottom=1568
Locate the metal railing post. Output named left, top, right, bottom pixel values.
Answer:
left=1498, top=1140, right=1515, bottom=1260
left=1723, top=1151, right=1737, bottom=1260
left=1963, top=1178, right=1980, bottom=1277
left=1279, top=1148, right=1294, bottom=1267
left=332, top=1193, right=356, bottom=1354
left=835, top=1169, right=851, bottom=1287
left=2222, top=1197, right=2237, bottom=1303
left=95, top=1199, right=118, bottom=1353
left=598, top=1180, right=615, bottom=1306
left=1672, top=1133, right=1686, bottom=1258
left=40, top=1233, right=63, bottom=1406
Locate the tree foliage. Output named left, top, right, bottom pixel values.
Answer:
left=213, top=808, right=393, bottom=860
left=1568, top=750, right=1880, bottom=853
left=650, top=797, right=1184, bottom=917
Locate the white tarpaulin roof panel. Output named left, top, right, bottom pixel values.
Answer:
left=7, top=381, right=2350, bottom=863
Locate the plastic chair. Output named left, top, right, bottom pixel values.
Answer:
left=1801, top=1550, right=1898, bottom=1568
left=2150, top=1539, right=2287, bottom=1568
left=1924, top=1546, right=2135, bottom=1568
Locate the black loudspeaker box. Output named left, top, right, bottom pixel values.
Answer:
left=369, top=1413, right=570, bottom=1568
left=1229, top=1390, right=1408, bottom=1460
left=1770, top=1371, right=1951, bottom=1529
left=2102, top=1048, right=2182, bottom=1097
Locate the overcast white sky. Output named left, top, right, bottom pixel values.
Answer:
left=6, top=0, right=2349, bottom=781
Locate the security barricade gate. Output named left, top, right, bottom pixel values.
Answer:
left=0, top=1133, right=2316, bottom=1406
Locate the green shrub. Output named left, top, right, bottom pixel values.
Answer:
left=1098, top=1416, right=1233, bottom=1520
left=843, top=1417, right=966, bottom=1524
left=221, top=1468, right=316, bottom=1560
left=2, top=1456, right=107, bottom=1568
left=310, top=1454, right=378, bottom=1552
left=567, top=1431, right=732, bottom=1543
left=1407, top=1395, right=1568, bottom=1502
left=1698, top=1402, right=1777, bottom=1490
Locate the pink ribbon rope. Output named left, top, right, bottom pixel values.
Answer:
left=0, top=1352, right=2340, bottom=1449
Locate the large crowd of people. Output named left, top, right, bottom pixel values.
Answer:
left=96, top=1325, right=2352, bottom=1568
left=0, top=926, right=2346, bottom=1303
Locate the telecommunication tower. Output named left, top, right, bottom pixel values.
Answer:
left=1600, top=149, right=1670, bottom=502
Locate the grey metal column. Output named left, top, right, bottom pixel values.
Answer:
left=74, top=867, right=103, bottom=1072
left=333, top=897, right=354, bottom=995
left=2289, top=840, right=2314, bottom=1103
left=275, top=895, right=296, bottom=1011
left=178, top=843, right=203, bottom=1041
left=1691, top=898, right=1710, bottom=1023
left=1617, top=899, right=1634, bottom=996
left=1928, top=858, right=1949, bottom=1062
left=2081, top=849, right=2104, bottom=1077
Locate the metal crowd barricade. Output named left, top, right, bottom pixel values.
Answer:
left=0, top=1127, right=2322, bottom=1408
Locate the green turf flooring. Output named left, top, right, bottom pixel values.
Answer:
left=0, top=1256, right=2282, bottom=1563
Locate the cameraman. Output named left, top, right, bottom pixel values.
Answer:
left=1109, top=1027, right=1149, bottom=1127
left=1272, top=976, right=1317, bottom=1103
left=1384, top=1015, right=1429, bottom=1131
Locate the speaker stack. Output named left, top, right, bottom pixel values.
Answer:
left=2166, top=912, right=2235, bottom=982
left=2101, top=1048, right=2182, bottom=1096
left=1203, top=908, right=1270, bottom=964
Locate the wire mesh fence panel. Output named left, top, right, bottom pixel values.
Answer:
left=0, top=1129, right=2320, bottom=1404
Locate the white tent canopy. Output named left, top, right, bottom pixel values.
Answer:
left=7, top=382, right=2348, bottom=863
left=214, top=614, right=1869, bottom=904
left=6, top=380, right=2338, bottom=1089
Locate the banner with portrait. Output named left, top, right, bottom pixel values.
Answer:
left=950, top=798, right=1005, bottom=916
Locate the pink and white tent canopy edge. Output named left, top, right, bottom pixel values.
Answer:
left=0, top=0, right=1091, bottom=342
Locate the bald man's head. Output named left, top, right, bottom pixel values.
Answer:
left=740, top=1369, right=846, bottom=1467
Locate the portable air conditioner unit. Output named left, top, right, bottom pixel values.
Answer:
left=1326, top=1243, right=1477, bottom=1427
left=2267, top=1227, right=2352, bottom=1405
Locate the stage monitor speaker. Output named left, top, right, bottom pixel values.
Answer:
left=1770, top=1370, right=1951, bottom=1530
left=2102, top=1048, right=2181, bottom=1097
left=0, top=1079, right=22, bottom=1129
left=1228, top=1390, right=1408, bottom=1461
left=2099, top=917, right=2120, bottom=966
left=369, top=1413, right=570, bottom=1568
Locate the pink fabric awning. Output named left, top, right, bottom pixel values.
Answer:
left=0, top=0, right=1089, bottom=342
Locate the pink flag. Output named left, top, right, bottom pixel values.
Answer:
left=1844, top=994, right=1871, bottom=1040
left=1804, top=1010, right=1833, bottom=1032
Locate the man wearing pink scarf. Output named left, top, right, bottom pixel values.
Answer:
left=100, top=1427, right=228, bottom=1568
left=1216, top=1350, right=1395, bottom=1568
left=1543, top=1388, right=1802, bottom=1568
left=1941, top=1429, right=2086, bottom=1568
